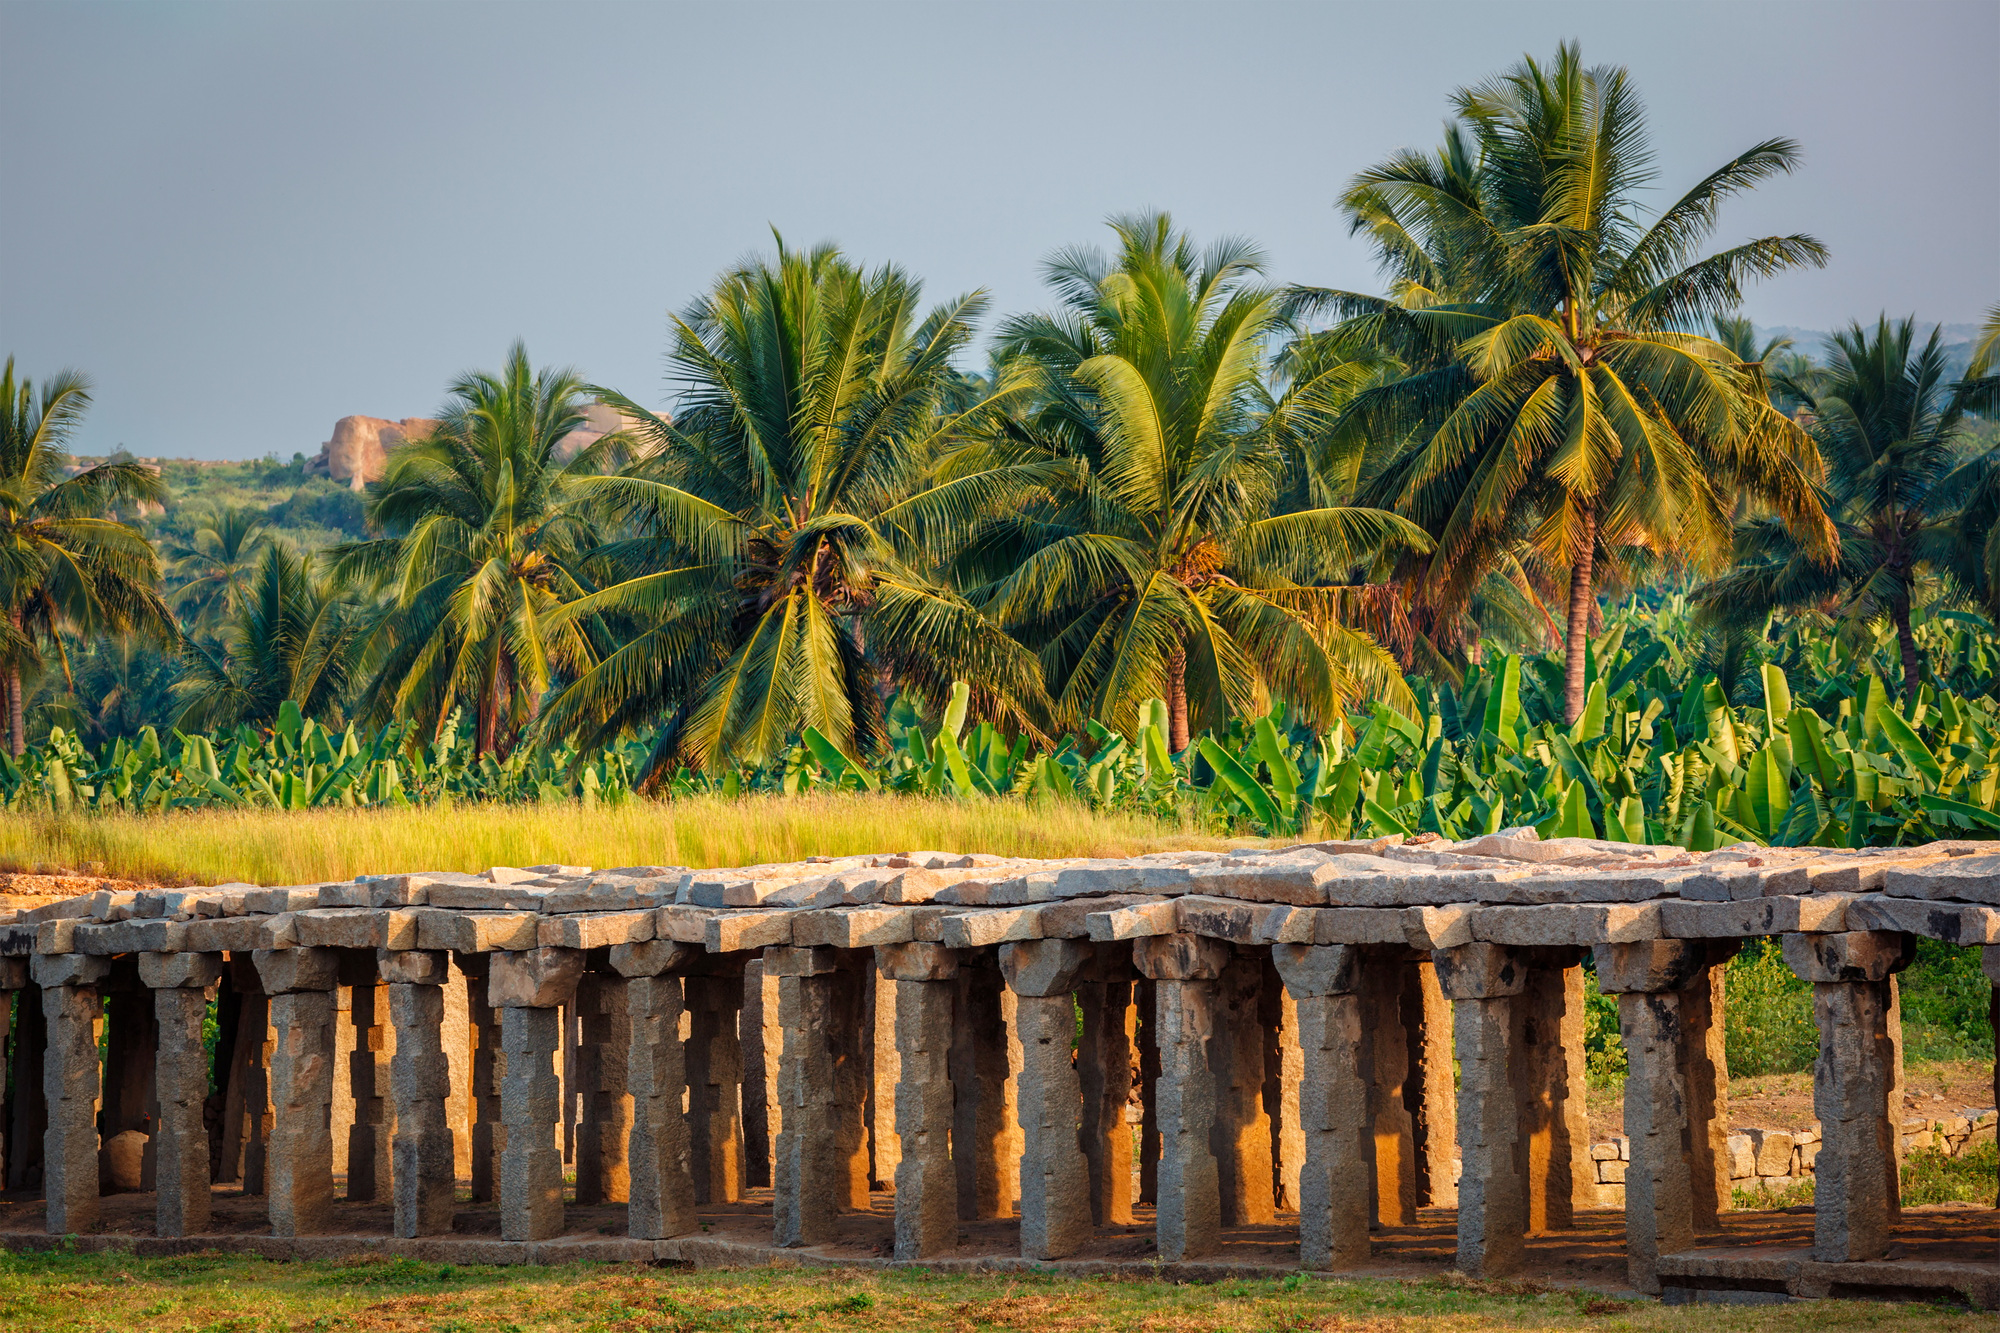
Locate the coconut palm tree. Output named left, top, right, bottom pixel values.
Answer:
left=540, top=239, right=1045, bottom=773
left=332, top=343, right=608, bottom=755
left=0, top=358, right=171, bottom=755
left=955, top=213, right=1428, bottom=750
left=1297, top=43, right=1836, bottom=721
left=175, top=543, right=367, bottom=730
left=1696, top=317, right=1986, bottom=698
left=166, top=504, right=271, bottom=629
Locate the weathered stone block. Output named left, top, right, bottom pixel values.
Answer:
left=254, top=946, right=340, bottom=995
left=376, top=949, right=451, bottom=986
left=607, top=939, right=701, bottom=978
left=1432, top=942, right=1527, bottom=999
left=1781, top=931, right=1915, bottom=983
left=1133, top=931, right=1230, bottom=981
left=1084, top=898, right=1178, bottom=940
left=487, top=947, right=584, bottom=1009
left=1593, top=940, right=1706, bottom=994
left=998, top=938, right=1092, bottom=997
left=137, top=951, right=225, bottom=990
left=761, top=945, right=840, bottom=977
left=31, top=953, right=111, bottom=989
left=1269, top=943, right=1361, bottom=998
left=874, top=940, right=960, bottom=982
left=537, top=910, right=655, bottom=950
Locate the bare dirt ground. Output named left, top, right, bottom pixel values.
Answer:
left=1588, top=1058, right=1998, bottom=1143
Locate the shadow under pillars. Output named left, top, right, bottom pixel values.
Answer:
left=100, top=958, right=159, bottom=1191
left=1078, top=947, right=1136, bottom=1227
left=1260, top=953, right=1303, bottom=1213
left=217, top=953, right=272, bottom=1194
left=6, top=982, right=46, bottom=1192
left=1136, top=976, right=1159, bottom=1205
left=340, top=952, right=393, bottom=1204
left=1211, top=945, right=1274, bottom=1227
left=770, top=945, right=872, bottom=1247
left=949, top=953, right=1018, bottom=1220
left=1357, top=948, right=1458, bottom=1224
left=740, top=959, right=778, bottom=1191
left=454, top=952, right=503, bottom=1203
left=1515, top=947, right=1593, bottom=1233
left=574, top=969, right=632, bottom=1206
left=1681, top=942, right=1737, bottom=1229
left=685, top=961, right=747, bottom=1204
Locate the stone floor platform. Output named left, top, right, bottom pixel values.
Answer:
left=3, top=1186, right=1993, bottom=1306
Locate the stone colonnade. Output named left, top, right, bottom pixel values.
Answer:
left=1, top=905, right=1994, bottom=1300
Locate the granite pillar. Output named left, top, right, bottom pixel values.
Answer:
left=1211, top=946, right=1274, bottom=1227
left=33, top=953, right=109, bottom=1235
left=768, top=944, right=869, bottom=1247
left=574, top=972, right=632, bottom=1205
left=344, top=966, right=392, bottom=1204
left=255, top=947, right=340, bottom=1237
left=686, top=967, right=746, bottom=1204
left=1273, top=943, right=1370, bottom=1271
left=949, top=953, right=1018, bottom=1220
left=1000, top=938, right=1092, bottom=1260
left=140, top=952, right=223, bottom=1238
left=454, top=952, right=503, bottom=1203
left=878, top=942, right=959, bottom=1259
left=490, top=946, right=583, bottom=1243
left=1077, top=955, right=1136, bottom=1227
left=1135, top=932, right=1228, bottom=1263
left=613, top=939, right=699, bottom=1240
left=382, top=950, right=455, bottom=1238
left=1434, top=941, right=1528, bottom=1277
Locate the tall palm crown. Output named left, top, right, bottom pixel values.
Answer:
left=335, top=343, right=605, bottom=755
left=959, top=213, right=1427, bottom=750
left=175, top=543, right=367, bottom=730
left=544, top=240, right=1042, bottom=772
left=166, top=504, right=271, bottom=629
left=1306, top=43, right=1835, bottom=720
left=0, top=358, right=170, bottom=755
left=1699, top=317, right=1987, bottom=697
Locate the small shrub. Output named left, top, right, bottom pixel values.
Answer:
left=1724, top=939, right=1818, bottom=1076
left=1899, top=940, right=1997, bottom=1062
left=1901, top=1141, right=1999, bottom=1206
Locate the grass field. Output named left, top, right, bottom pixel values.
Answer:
left=0, top=794, right=1237, bottom=886
left=0, top=1251, right=1988, bottom=1333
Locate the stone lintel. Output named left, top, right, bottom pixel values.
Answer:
left=137, top=951, right=225, bottom=990
left=1593, top=940, right=1707, bottom=994
left=1132, top=931, right=1229, bottom=981
left=30, top=952, right=112, bottom=989
left=0, top=956, right=25, bottom=989
left=1780, top=930, right=1915, bottom=984
left=761, top=944, right=842, bottom=978
left=998, top=938, right=1092, bottom=996
left=377, top=949, right=451, bottom=985
left=1430, top=941, right=1527, bottom=999
left=254, top=946, right=341, bottom=995
left=1269, top=943, right=1361, bottom=997
left=876, top=940, right=960, bottom=982
left=487, top=946, right=585, bottom=1008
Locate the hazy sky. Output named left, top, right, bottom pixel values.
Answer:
left=2, top=0, right=1995, bottom=461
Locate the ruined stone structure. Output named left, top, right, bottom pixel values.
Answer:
left=0, top=831, right=1995, bottom=1306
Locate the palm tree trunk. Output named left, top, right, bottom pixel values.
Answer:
left=6, top=669, right=21, bottom=759
left=1166, top=643, right=1189, bottom=754
left=1563, top=509, right=1598, bottom=725
left=477, top=668, right=500, bottom=758
left=1890, top=589, right=1924, bottom=704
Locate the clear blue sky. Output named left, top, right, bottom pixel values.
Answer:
left=2, top=0, right=1994, bottom=461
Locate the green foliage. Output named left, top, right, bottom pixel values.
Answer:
left=1901, top=1140, right=1999, bottom=1207
left=1900, top=938, right=1997, bottom=1062
left=1722, top=939, right=1820, bottom=1077
left=1581, top=962, right=1626, bottom=1088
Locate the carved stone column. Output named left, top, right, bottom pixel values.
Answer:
left=1782, top=930, right=1915, bottom=1263
left=1000, top=938, right=1092, bottom=1260
left=612, top=939, right=699, bottom=1240
left=255, top=948, right=340, bottom=1237
left=1273, top=943, right=1370, bottom=1271
left=33, top=953, right=109, bottom=1235
left=490, top=946, right=584, bottom=1242
left=1135, top=932, right=1228, bottom=1262
left=141, top=952, right=224, bottom=1238
left=877, top=941, right=959, bottom=1259
left=382, top=949, right=455, bottom=1238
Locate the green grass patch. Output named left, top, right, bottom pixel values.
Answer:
left=0, top=1249, right=1988, bottom=1332
left=1728, top=1140, right=1998, bottom=1211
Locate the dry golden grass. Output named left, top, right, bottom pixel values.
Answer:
left=0, top=793, right=1242, bottom=886
left=0, top=1253, right=1987, bottom=1333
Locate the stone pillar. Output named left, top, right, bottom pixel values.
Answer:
left=1135, top=932, right=1228, bottom=1262
left=868, top=970, right=900, bottom=1190
left=491, top=946, right=583, bottom=1242
left=741, top=959, right=779, bottom=1190
left=1211, top=946, right=1274, bottom=1227
left=1434, top=941, right=1527, bottom=1277
left=344, top=960, right=393, bottom=1204
left=999, top=939, right=1092, bottom=1260
left=612, top=939, right=699, bottom=1240
left=1516, top=950, right=1592, bottom=1231
left=141, top=953, right=223, bottom=1238
left=573, top=971, right=632, bottom=1205
left=686, top=966, right=746, bottom=1204
left=1077, top=951, right=1136, bottom=1227
left=1783, top=930, right=1914, bottom=1263
left=33, top=954, right=109, bottom=1235
left=768, top=944, right=869, bottom=1247
left=1136, top=976, right=1159, bottom=1205
left=1273, top=943, right=1371, bottom=1271
left=100, top=963, right=158, bottom=1191
left=1596, top=940, right=1709, bottom=1293
left=948, top=953, right=1018, bottom=1221
left=380, top=950, right=455, bottom=1238
left=1986, top=946, right=2000, bottom=1217
left=454, top=952, right=503, bottom=1203
left=254, top=948, right=339, bottom=1237
left=218, top=954, right=273, bottom=1196
left=1413, top=957, right=1458, bottom=1208
left=878, top=942, right=959, bottom=1259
